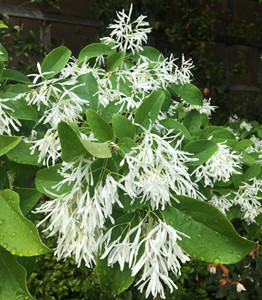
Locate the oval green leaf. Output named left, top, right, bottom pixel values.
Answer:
left=58, top=121, right=87, bottom=162
left=41, top=46, right=71, bottom=79
left=163, top=196, right=256, bottom=264
left=86, top=109, right=113, bottom=142
left=106, top=51, right=125, bottom=71
left=78, top=43, right=112, bottom=65
left=35, top=164, right=74, bottom=197
left=0, top=190, right=51, bottom=256
left=0, top=135, right=21, bottom=157
left=0, top=247, right=35, bottom=300
left=112, top=114, right=136, bottom=139
left=7, top=140, right=42, bottom=166
left=134, top=90, right=165, bottom=131
left=2, top=69, right=32, bottom=84
left=169, top=83, right=203, bottom=106
left=183, top=139, right=218, bottom=166
left=160, top=118, right=192, bottom=140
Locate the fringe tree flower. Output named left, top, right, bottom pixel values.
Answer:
left=0, top=99, right=21, bottom=135
left=239, top=121, right=252, bottom=131
left=208, top=193, right=233, bottom=215
left=192, top=142, right=242, bottom=187
left=36, top=156, right=123, bottom=267
left=30, top=128, right=61, bottom=167
left=101, top=218, right=190, bottom=299
left=119, top=129, right=202, bottom=209
left=132, top=221, right=190, bottom=299
left=101, top=4, right=152, bottom=54
left=234, top=179, right=262, bottom=224
left=228, top=114, right=240, bottom=123
left=246, top=136, right=262, bottom=165
left=183, top=98, right=217, bottom=116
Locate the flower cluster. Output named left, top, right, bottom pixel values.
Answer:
left=192, top=142, right=242, bottom=187
left=101, top=4, right=151, bottom=54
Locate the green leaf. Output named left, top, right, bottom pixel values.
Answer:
left=81, top=140, right=112, bottom=158
left=41, top=46, right=71, bottom=79
left=255, top=213, right=262, bottom=223
left=78, top=43, right=112, bottom=64
left=74, top=73, right=98, bottom=111
left=231, top=139, right=254, bottom=151
left=2, top=69, right=32, bottom=84
left=134, top=90, right=165, bottom=131
left=96, top=255, right=134, bottom=295
left=14, top=188, right=42, bottom=216
left=183, top=140, right=218, bottom=166
left=86, top=109, right=113, bottom=142
left=112, top=114, right=136, bottom=139
left=110, top=74, right=132, bottom=97
left=241, top=152, right=257, bottom=166
left=163, top=196, right=255, bottom=264
left=183, top=110, right=202, bottom=134
left=35, top=164, right=73, bottom=197
left=3, top=96, right=38, bottom=122
left=91, top=158, right=118, bottom=188
left=106, top=51, right=125, bottom=71
left=117, top=137, right=136, bottom=156
left=102, top=100, right=123, bottom=123
left=169, top=83, right=203, bottom=106
left=0, top=189, right=51, bottom=256
left=200, top=126, right=236, bottom=143
left=227, top=205, right=245, bottom=220
left=140, top=46, right=164, bottom=62
left=0, top=21, right=8, bottom=29
left=58, top=122, right=87, bottom=162
left=160, top=118, right=192, bottom=140
left=118, top=189, right=149, bottom=210
left=0, top=43, right=8, bottom=61
left=0, top=61, right=4, bottom=81
left=7, top=140, right=42, bottom=166
left=0, top=135, right=21, bottom=157
left=257, top=128, right=262, bottom=139
left=0, top=247, right=35, bottom=300
left=243, top=163, right=261, bottom=182
left=232, top=173, right=243, bottom=189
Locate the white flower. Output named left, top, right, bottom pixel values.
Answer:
left=0, top=99, right=21, bottom=135
left=38, top=84, right=88, bottom=128
left=25, top=80, right=61, bottom=109
left=29, top=128, right=61, bottom=166
left=36, top=188, right=101, bottom=268
left=192, top=142, right=242, bottom=187
left=54, top=156, right=93, bottom=192
left=101, top=4, right=152, bottom=54
left=247, top=136, right=262, bottom=152
left=36, top=155, right=122, bottom=267
left=236, top=282, right=246, bottom=293
left=101, top=219, right=190, bottom=299
left=119, top=129, right=202, bottom=210
left=208, top=194, right=233, bottom=215
left=240, top=121, right=252, bottom=131
left=176, top=54, right=194, bottom=85
left=183, top=98, right=217, bottom=116
left=61, top=57, right=105, bottom=80
left=234, top=179, right=262, bottom=224
left=28, top=62, right=55, bottom=84
left=132, top=221, right=190, bottom=299
left=228, top=114, right=239, bottom=123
